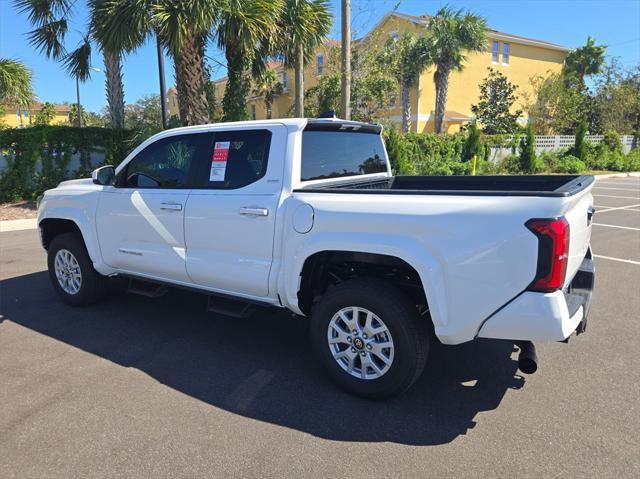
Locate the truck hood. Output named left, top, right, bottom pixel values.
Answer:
left=57, top=178, right=94, bottom=188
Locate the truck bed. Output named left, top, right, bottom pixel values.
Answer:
left=296, top=175, right=595, bottom=197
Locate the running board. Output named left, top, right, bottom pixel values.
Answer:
left=127, top=278, right=168, bottom=298
left=206, top=295, right=254, bottom=318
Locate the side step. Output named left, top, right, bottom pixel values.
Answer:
left=206, top=295, right=254, bottom=318
left=127, top=278, right=168, bottom=298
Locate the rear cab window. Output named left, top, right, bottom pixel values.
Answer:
left=301, top=123, right=388, bottom=182
left=192, top=129, right=272, bottom=189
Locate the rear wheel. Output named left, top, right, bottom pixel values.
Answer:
left=47, top=233, right=107, bottom=306
left=311, top=277, right=429, bottom=399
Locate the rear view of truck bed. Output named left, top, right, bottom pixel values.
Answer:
left=297, top=175, right=595, bottom=197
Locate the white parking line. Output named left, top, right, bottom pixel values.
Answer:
left=595, top=182, right=640, bottom=187
left=592, top=186, right=640, bottom=192
left=591, top=194, right=640, bottom=199
left=595, top=203, right=640, bottom=213
left=593, top=254, right=640, bottom=265
left=593, top=223, right=640, bottom=231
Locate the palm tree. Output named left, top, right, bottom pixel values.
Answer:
left=279, top=0, right=332, bottom=117
left=0, top=58, right=34, bottom=108
left=92, top=0, right=217, bottom=126
left=425, top=7, right=487, bottom=134
left=380, top=32, right=431, bottom=133
left=15, top=0, right=126, bottom=128
left=564, top=36, right=606, bottom=84
left=217, top=0, right=283, bottom=121
left=253, top=69, right=283, bottom=119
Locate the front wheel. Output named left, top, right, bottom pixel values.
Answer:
left=310, top=278, right=429, bottom=399
left=47, top=232, right=107, bottom=306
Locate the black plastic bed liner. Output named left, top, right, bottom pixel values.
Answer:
left=294, top=175, right=595, bottom=197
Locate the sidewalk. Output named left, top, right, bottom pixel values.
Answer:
left=0, top=218, right=38, bottom=232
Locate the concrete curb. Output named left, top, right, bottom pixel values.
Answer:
left=594, top=172, right=640, bottom=180
left=0, top=218, right=38, bottom=232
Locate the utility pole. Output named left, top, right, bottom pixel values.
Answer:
left=157, top=36, right=168, bottom=129
left=341, top=0, right=351, bottom=120
left=75, top=77, right=83, bottom=128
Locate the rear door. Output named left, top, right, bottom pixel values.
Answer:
left=96, top=132, right=212, bottom=283
left=184, top=125, right=286, bottom=298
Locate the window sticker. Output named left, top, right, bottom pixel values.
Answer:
left=210, top=141, right=230, bottom=181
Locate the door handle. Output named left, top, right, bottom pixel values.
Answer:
left=239, top=206, right=269, bottom=217
left=160, top=202, right=183, bottom=211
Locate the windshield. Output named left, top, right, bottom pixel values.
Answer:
left=301, top=130, right=388, bottom=182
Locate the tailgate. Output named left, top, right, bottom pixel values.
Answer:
left=563, top=184, right=595, bottom=286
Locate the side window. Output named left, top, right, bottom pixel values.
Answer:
left=193, top=129, right=272, bottom=190
left=120, top=133, right=211, bottom=189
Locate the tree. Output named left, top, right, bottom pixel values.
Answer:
left=68, top=103, right=90, bottom=126
left=304, top=73, right=341, bottom=117
left=590, top=60, right=640, bottom=135
left=471, top=68, right=522, bottom=134
left=0, top=57, right=34, bottom=108
left=217, top=0, right=284, bottom=121
left=519, top=122, right=537, bottom=173
left=565, top=36, right=606, bottom=85
left=34, top=102, right=57, bottom=125
left=527, top=72, right=587, bottom=134
left=92, top=0, right=218, bottom=126
left=424, top=6, right=487, bottom=134
left=350, top=46, right=397, bottom=123
left=15, top=0, right=126, bottom=128
left=279, top=0, right=332, bottom=117
left=253, top=69, right=283, bottom=119
left=380, top=32, right=431, bottom=132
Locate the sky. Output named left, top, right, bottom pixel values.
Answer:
left=1, top=0, right=639, bottom=114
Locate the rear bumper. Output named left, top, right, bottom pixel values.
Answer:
left=477, top=247, right=594, bottom=342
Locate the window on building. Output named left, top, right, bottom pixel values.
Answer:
left=389, top=30, right=399, bottom=40
left=281, top=72, right=288, bottom=91
left=317, top=54, right=324, bottom=76
left=251, top=104, right=256, bottom=120
left=492, top=41, right=499, bottom=63
left=502, top=43, right=510, bottom=65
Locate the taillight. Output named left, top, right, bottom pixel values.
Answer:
left=526, top=217, right=570, bottom=292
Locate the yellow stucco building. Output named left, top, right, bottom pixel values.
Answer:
left=0, top=101, right=71, bottom=128
left=168, top=11, right=569, bottom=133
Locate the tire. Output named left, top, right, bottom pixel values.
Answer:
left=47, top=232, right=108, bottom=306
left=310, top=277, right=429, bottom=399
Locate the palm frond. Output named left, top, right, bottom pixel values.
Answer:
left=90, top=0, right=153, bottom=54
left=26, top=18, right=68, bottom=59
left=13, top=0, right=73, bottom=25
left=0, top=58, right=35, bottom=108
left=62, top=34, right=92, bottom=81
left=153, top=0, right=219, bottom=54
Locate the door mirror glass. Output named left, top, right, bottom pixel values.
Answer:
left=92, top=165, right=115, bottom=185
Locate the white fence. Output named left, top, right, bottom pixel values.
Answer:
left=490, top=134, right=637, bottom=161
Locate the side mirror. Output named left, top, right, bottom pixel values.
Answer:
left=92, top=165, right=115, bottom=186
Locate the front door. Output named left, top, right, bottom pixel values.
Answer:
left=96, top=132, right=212, bottom=283
left=184, top=126, right=286, bottom=298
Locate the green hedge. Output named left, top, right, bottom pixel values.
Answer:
left=0, top=125, right=134, bottom=202
left=384, top=128, right=639, bottom=176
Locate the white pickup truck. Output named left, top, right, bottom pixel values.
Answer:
left=37, top=118, right=595, bottom=398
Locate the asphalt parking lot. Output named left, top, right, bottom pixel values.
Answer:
left=1, top=176, right=639, bottom=478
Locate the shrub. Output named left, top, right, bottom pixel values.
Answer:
left=462, top=121, right=483, bottom=161
left=623, top=148, right=640, bottom=172
left=601, top=130, right=622, bottom=153
left=572, top=116, right=589, bottom=161
left=555, top=154, right=587, bottom=174
left=0, top=125, right=134, bottom=202
left=519, top=123, right=537, bottom=173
